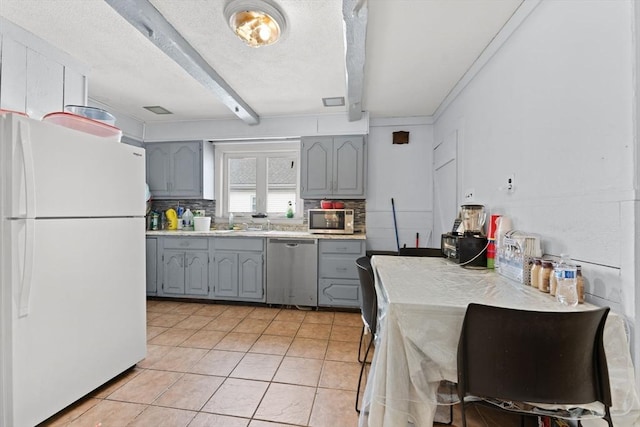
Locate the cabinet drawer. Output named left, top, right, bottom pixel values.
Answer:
left=215, top=237, right=264, bottom=252
left=318, top=278, right=361, bottom=308
left=163, top=237, right=208, bottom=250
left=319, top=256, right=359, bottom=279
left=319, top=240, right=364, bottom=255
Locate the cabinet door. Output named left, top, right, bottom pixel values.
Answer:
left=213, top=251, right=238, bottom=298
left=238, top=253, right=264, bottom=300
left=0, top=37, right=27, bottom=112
left=146, top=238, right=157, bottom=295
left=63, top=67, right=86, bottom=107
left=333, top=136, right=365, bottom=197
left=300, top=137, right=333, bottom=198
left=146, top=144, right=172, bottom=196
left=26, top=49, right=64, bottom=119
left=162, top=250, right=186, bottom=295
left=318, top=278, right=361, bottom=307
left=185, top=251, right=209, bottom=296
left=171, top=142, right=201, bottom=197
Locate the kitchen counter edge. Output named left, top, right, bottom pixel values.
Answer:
left=145, top=230, right=366, bottom=240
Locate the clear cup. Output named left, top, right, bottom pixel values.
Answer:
left=556, top=266, right=578, bottom=307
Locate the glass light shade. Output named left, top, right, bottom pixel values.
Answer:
left=230, top=10, right=280, bottom=47
left=224, top=0, right=286, bottom=48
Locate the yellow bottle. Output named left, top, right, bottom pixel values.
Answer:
left=165, top=208, right=178, bottom=230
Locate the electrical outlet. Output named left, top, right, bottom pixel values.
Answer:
left=464, top=189, right=474, bottom=200
left=507, top=174, right=515, bottom=192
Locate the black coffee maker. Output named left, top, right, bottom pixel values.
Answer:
left=441, top=204, right=488, bottom=267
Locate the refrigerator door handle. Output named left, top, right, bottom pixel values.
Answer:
left=15, top=218, right=36, bottom=317
left=15, top=120, right=37, bottom=219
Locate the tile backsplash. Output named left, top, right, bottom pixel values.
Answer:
left=150, top=198, right=366, bottom=232
left=303, top=199, right=366, bottom=231
left=151, top=199, right=216, bottom=219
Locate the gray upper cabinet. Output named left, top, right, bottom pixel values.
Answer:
left=146, top=141, right=214, bottom=200
left=300, top=135, right=366, bottom=199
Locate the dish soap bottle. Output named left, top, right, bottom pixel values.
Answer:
left=286, top=201, right=294, bottom=218
left=229, top=212, right=234, bottom=229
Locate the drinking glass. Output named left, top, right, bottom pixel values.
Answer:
left=556, top=266, right=578, bottom=307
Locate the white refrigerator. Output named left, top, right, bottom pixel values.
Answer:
left=0, top=114, right=147, bottom=427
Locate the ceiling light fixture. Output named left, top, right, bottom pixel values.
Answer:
left=224, top=0, right=287, bottom=48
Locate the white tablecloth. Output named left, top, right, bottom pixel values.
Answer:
left=359, top=256, right=640, bottom=427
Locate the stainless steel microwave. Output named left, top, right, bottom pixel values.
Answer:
left=308, top=209, right=355, bottom=234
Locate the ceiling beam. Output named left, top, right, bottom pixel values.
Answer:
left=104, top=0, right=260, bottom=125
left=342, top=0, right=368, bottom=122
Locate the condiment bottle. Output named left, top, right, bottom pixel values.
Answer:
left=539, top=261, right=553, bottom=293
left=576, top=265, right=584, bottom=303
left=530, top=258, right=542, bottom=288
left=549, top=262, right=558, bottom=296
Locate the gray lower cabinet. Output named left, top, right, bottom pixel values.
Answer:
left=212, top=238, right=265, bottom=302
left=159, top=237, right=210, bottom=297
left=146, top=237, right=158, bottom=295
left=318, top=240, right=365, bottom=308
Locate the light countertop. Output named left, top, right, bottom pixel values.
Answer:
left=145, top=230, right=366, bottom=240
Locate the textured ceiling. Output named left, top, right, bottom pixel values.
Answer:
left=0, top=0, right=522, bottom=123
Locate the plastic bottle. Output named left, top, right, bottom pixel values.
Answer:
left=286, top=201, right=294, bottom=218
left=183, top=209, right=194, bottom=230
left=550, top=254, right=571, bottom=296
left=229, top=212, right=234, bottom=229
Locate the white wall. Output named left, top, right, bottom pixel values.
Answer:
left=366, top=117, right=434, bottom=251
left=433, top=0, right=638, bottom=371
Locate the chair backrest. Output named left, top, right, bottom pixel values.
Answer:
left=355, top=256, right=377, bottom=335
left=398, top=247, right=444, bottom=257
left=457, top=303, right=611, bottom=407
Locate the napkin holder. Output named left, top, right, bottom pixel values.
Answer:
left=497, top=231, right=541, bottom=284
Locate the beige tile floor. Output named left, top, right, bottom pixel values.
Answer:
left=39, top=299, right=531, bottom=427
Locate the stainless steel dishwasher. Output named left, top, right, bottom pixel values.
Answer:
left=266, top=238, right=318, bottom=307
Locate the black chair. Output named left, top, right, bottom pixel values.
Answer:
left=457, top=303, right=613, bottom=427
left=355, top=256, right=377, bottom=413
left=398, top=247, right=444, bottom=257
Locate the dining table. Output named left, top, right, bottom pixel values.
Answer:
left=358, top=255, right=640, bottom=427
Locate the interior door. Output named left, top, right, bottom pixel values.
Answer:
left=433, top=131, right=458, bottom=243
